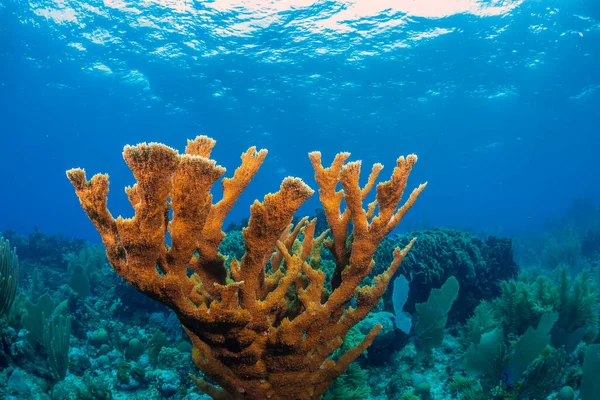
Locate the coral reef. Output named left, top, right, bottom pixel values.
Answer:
left=2, top=229, right=86, bottom=271
left=376, top=228, right=518, bottom=323
left=456, top=264, right=600, bottom=399
left=66, top=136, right=426, bottom=399
left=0, top=157, right=597, bottom=400
left=488, top=267, right=599, bottom=343
left=0, top=219, right=598, bottom=399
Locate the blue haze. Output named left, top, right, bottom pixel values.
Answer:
left=0, top=0, right=599, bottom=242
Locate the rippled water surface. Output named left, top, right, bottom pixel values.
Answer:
left=1, top=0, right=599, bottom=237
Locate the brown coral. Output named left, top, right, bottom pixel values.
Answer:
left=67, top=136, right=426, bottom=399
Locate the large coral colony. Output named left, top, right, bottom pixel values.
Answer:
left=65, top=136, right=426, bottom=399
left=1, top=136, right=600, bottom=400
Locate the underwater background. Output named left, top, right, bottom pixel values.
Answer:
left=1, top=0, right=600, bottom=399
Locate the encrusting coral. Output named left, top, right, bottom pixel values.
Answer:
left=66, top=136, right=426, bottom=399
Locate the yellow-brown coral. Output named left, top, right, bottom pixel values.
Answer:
left=66, top=136, right=426, bottom=399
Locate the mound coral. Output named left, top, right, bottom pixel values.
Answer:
left=377, top=228, right=518, bottom=323
left=66, top=136, right=425, bottom=399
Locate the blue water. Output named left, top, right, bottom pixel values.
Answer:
left=1, top=0, right=599, bottom=242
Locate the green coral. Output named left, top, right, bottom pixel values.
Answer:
left=397, top=393, right=420, bottom=400
left=21, top=293, right=56, bottom=344
left=126, top=338, right=145, bottom=360
left=322, top=362, right=370, bottom=400
left=82, top=372, right=113, bottom=400
left=464, top=312, right=559, bottom=395
left=491, top=267, right=599, bottom=343
left=335, top=325, right=366, bottom=358
left=464, top=327, right=505, bottom=391
left=43, top=313, right=72, bottom=380
left=129, top=364, right=146, bottom=383
left=557, top=386, right=575, bottom=400
left=176, top=340, right=192, bottom=353
left=494, top=279, right=540, bottom=335
left=148, top=330, right=169, bottom=364
left=158, top=347, right=181, bottom=369
left=69, top=264, right=90, bottom=299
left=556, top=267, right=598, bottom=341
left=413, top=276, right=460, bottom=354
left=90, top=328, right=109, bottom=346
left=116, top=361, right=146, bottom=387
left=463, top=300, right=500, bottom=347
left=0, top=236, right=19, bottom=318
left=448, top=375, right=486, bottom=400
left=64, top=245, right=106, bottom=298
left=218, top=230, right=245, bottom=263
left=518, top=346, right=567, bottom=399
left=117, top=361, right=131, bottom=384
